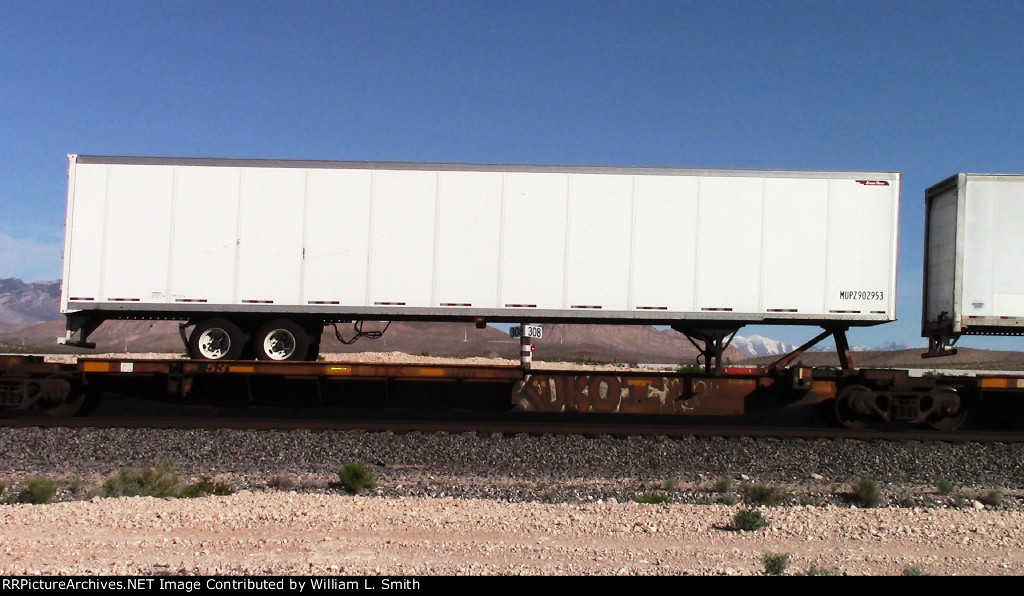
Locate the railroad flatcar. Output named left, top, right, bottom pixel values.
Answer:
left=2, top=160, right=1023, bottom=430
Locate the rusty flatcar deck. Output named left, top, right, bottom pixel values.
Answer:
left=4, top=355, right=1024, bottom=431
left=71, top=357, right=525, bottom=381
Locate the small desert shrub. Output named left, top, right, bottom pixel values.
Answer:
left=0, top=481, right=6, bottom=499
left=742, top=483, right=783, bottom=506
left=67, top=478, right=89, bottom=495
left=661, top=477, right=678, bottom=490
left=803, top=564, right=837, bottom=576
left=267, top=475, right=296, bottom=491
left=798, top=494, right=823, bottom=507
left=19, top=477, right=59, bottom=504
left=852, top=478, right=881, bottom=508
left=337, top=462, right=378, bottom=494
left=101, top=458, right=182, bottom=498
left=731, top=508, right=769, bottom=532
left=713, top=477, right=733, bottom=493
left=903, top=565, right=926, bottom=576
left=718, top=493, right=739, bottom=506
left=632, top=493, right=670, bottom=505
left=762, top=552, right=790, bottom=576
left=178, top=477, right=232, bottom=498
left=98, top=458, right=229, bottom=499
left=935, top=478, right=955, bottom=496
left=979, top=488, right=1004, bottom=507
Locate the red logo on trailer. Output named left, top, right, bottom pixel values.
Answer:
left=856, top=180, right=890, bottom=186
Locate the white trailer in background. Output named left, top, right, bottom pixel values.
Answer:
left=923, top=173, right=1024, bottom=356
left=59, top=155, right=900, bottom=368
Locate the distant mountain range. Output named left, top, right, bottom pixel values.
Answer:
left=0, top=277, right=942, bottom=362
left=729, top=334, right=794, bottom=356
left=0, top=278, right=61, bottom=332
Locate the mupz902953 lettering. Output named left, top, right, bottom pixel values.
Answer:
left=838, top=290, right=884, bottom=300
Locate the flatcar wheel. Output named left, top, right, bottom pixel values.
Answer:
left=928, top=409, right=967, bottom=431
left=927, top=388, right=967, bottom=431
left=36, top=376, right=92, bottom=418
left=832, top=384, right=874, bottom=430
left=255, top=319, right=310, bottom=361
left=189, top=318, right=246, bottom=360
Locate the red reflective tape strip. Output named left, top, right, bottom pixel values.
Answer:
left=504, top=304, right=537, bottom=308
left=441, top=302, right=472, bottom=307
left=242, top=300, right=274, bottom=304
left=374, top=301, right=406, bottom=306
left=571, top=305, right=602, bottom=309
left=175, top=298, right=208, bottom=303
left=636, top=306, right=668, bottom=310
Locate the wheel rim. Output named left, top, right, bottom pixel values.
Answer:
left=928, top=408, right=967, bottom=431
left=37, top=376, right=85, bottom=417
left=198, top=328, right=232, bottom=359
left=833, top=385, right=873, bottom=430
left=262, top=329, right=297, bottom=360
left=927, top=388, right=967, bottom=431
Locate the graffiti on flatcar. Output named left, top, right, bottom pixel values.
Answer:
left=513, top=374, right=760, bottom=415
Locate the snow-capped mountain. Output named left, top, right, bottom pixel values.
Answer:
left=807, top=340, right=913, bottom=353
left=872, top=341, right=912, bottom=351
left=731, top=335, right=911, bottom=357
left=730, top=334, right=795, bottom=357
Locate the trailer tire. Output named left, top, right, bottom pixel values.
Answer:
left=190, top=318, right=246, bottom=360
left=255, top=319, right=310, bottom=361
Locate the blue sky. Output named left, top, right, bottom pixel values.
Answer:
left=2, top=1, right=1022, bottom=351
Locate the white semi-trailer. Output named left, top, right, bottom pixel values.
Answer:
left=59, top=155, right=900, bottom=365
left=923, top=173, right=1024, bottom=356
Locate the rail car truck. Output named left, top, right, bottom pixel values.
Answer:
left=923, top=173, right=1024, bottom=356
left=58, top=155, right=900, bottom=370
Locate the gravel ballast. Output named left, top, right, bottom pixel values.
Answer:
left=2, top=426, right=1024, bottom=575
